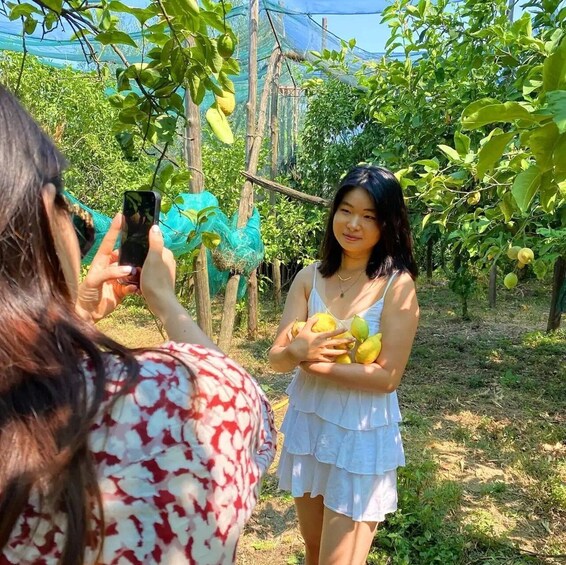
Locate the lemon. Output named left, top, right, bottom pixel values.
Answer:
left=517, top=247, right=534, bottom=265
left=291, top=320, right=306, bottom=338
left=217, top=33, right=235, bottom=58
left=312, top=313, right=337, bottom=333
left=216, top=91, right=236, bottom=116
left=350, top=315, right=369, bottom=343
left=355, top=333, right=382, bottom=364
left=506, top=245, right=521, bottom=260
left=336, top=352, right=352, bottom=364
left=335, top=330, right=355, bottom=350
left=503, top=272, right=518, bottom=289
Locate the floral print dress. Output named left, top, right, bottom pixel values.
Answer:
left=2, top=342, right=276, bottom=565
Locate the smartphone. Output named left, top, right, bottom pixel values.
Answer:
left=118, top=190, right=161, bottom=285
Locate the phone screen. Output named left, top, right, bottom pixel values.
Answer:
left=118, top=190, right=161, bottom=284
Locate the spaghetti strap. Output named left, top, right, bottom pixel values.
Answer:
left=381, top=272, right=398, bottom=301
left=312, top=261, right=319, bottom=288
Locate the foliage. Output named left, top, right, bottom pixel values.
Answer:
left=296, top=75, right=379, bottom=197
left=0, top=52, right=151, bottom=213
left=0, top=0, right=241, bottom=199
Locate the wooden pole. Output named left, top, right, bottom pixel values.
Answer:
left=184, top=84, right=212, bottom=338
left=270, top=54, right=283, bottom=308
left=218, top=0, right=259, bottom=351
left=547, top=256, right=565, bottom=332
left=488, top=260, right=497, bottom=308
left=321, top=17, right=328, bottom=52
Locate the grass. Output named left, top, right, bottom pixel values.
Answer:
left=99, top=277, right=566, bottom=565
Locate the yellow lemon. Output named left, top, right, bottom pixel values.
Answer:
left=216, top=91, right=236, bottom=116
left=335, top=330, right=355, bottom=350
left=517, top=247, right=534, bottom=265
left=355, top=333, right=382, bottom=364
left=350, top=315, right=369, bottom=343
left=336, top=352, right=352, bottom=364
left=311, top=313, right=337, bottom=333
left=291, top=320, right=306, bottom=338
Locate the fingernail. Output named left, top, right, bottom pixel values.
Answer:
left=121, top=266, right=134, bottom=274
left=151, top=225, right=161, bottom=233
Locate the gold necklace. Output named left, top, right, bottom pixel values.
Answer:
left=337, top=268, right=365, bottom=282
left=337, top=269, right=365, bottom=298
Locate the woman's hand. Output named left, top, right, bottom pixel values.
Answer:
left=76, top=214, right=137, bottom=324
left=288, top=316, right=351, bottom=363
left=140, top=224, right=178, bottom=318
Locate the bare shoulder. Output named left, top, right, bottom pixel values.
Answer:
left=387, top=271, right=419, bottom=311
left=292, top=262, right=318, bottom=294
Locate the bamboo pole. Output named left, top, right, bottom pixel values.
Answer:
left=184, top=83, right=212, bottom=338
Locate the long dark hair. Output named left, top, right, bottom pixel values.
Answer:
left=0, top=85, right=140, bottom=563
left=319, top=165, right=418, bottom=280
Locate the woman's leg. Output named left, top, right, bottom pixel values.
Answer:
left=294, top=494, right=325, bottom=565
left=318, top=506, right=378, bottom=565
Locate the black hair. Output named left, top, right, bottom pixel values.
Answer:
left=319, top=165, right=418, bottom=279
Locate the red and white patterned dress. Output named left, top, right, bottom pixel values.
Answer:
left=2, top=342, right=276, bottom=565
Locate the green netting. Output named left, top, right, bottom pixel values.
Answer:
left=67, top=190, right=263, bottom=299
left=0, top=1, right=396, bottom=105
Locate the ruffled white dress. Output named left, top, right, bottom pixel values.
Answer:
left=277, top=267, right=405, bottom=522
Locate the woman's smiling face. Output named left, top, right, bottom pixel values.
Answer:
left=332, top=187, right=381, bottom=258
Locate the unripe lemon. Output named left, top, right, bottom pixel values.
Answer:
left=504, top=272, right=518, bottom=289
left=350, top=315, right=369, bottom=343
left=517, top=247, right=534, bottom=265
left=355, top=333, right=382, bottom=364
left=217, top=33, right=235, bottom=58
left=312, top=313, right=337, bottom=333
left=507, top=246, right=521, bottom=260
left=216, top=91, right=236, bottom=116
left=291, top=320, right=306, bottom=338
left=335, top=352, right=352, bottom=364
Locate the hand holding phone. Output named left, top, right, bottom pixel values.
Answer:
left=118, top=190, right=161, bottom=286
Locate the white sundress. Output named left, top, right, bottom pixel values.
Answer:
left=276, top=266, right=405, bottom=522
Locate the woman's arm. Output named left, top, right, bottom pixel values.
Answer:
left=300, top=272, right=419, bottom=393
left=268, top=265, right=347, bottom=373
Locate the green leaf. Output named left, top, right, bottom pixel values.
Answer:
left=41, top=0, right=63, bottom=14
left=438, top=144, right=461, bottom=162
left=553, top=133, right=566, bottom=173
left=521, top=122, right=559, bottom=171
left=8, top=3, right=40, bottom=19
left=95, top=31, right=138, bottom=48
left=543, top=36, right=566, bottom=92
left=545, top=90, right=566, bottom=133
left=477, top=131, right=515, bottom=178
left=454, top=131, right=470, bottom=156
left=182, top=209, right=199, bottom=224
left=511, top=165, right=541, bottom=213
left=539, top=171, right=558, bottom=213
left=499, top=192, right=515, bottom=222
left=461, top=99, right=536, bottom=129
left=201, top=231, right=221, bottom=249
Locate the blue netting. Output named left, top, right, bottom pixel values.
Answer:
left=68, top=190, right=263, bottom=299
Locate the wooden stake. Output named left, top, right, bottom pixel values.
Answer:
left=270, top=53, right=283, bottom=307
left=547, top=256, right=565, bottom=332
left=184, top=82, right=212, bottom=338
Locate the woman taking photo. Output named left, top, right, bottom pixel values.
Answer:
left=0, top=84, right=276, bottom=565
left=269, top=165, right=419, bottom=565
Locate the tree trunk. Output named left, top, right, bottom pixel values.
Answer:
left=426, top=237, right=434, bottom=280
left=547, top=256, right=565, bottom=332
left=184, top=84, right=212, bottom=338
left=488, top=260, right=497, bottom=308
